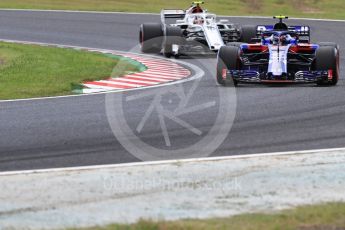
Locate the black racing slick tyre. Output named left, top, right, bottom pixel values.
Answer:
left=226, top=42, right=243, bottom=48
left=163, top=26, right=183, bottom=58
left=239, top=25, right=257, bottom=43
left=318, top=42, right=340, bottom=51
left=139, top=23, right=163, bottom=53
left=216, top=46, right=240, bottom=86
left=314, top=46, right=339, bottom=86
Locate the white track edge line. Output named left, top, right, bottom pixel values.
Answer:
left=1, top=147, right=345, bottom=176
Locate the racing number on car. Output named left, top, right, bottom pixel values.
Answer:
left=301, top=26, right=309, bottom=32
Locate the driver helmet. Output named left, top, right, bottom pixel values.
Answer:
left=191, top=3, right=203, bottom=13
left=193, top=16, right=204, bottom=24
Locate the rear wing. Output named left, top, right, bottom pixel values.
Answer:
left=256, top=25, right=311, bottom=41
left=161, top=9, right=186, bottom=23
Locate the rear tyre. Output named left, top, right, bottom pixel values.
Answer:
left=139, top=23, right=163, bottom=53
left=314, top=46, right=339, bottom=86
left=216, top=46, right=240, bottom=86
left=239, top=25, right=257, bottom=43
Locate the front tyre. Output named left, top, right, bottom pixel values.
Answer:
left=163, top=26, right=183, bottom=58
left=217, top=46, right=240, bottom=86
left=317, top=42, right=340, bottom=52
left=314, top=46, right=339, bottom=86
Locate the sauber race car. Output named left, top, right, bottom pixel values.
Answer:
left=217, top=16, right=340, bottom=86
left=139, top=1, right=256, bottom=57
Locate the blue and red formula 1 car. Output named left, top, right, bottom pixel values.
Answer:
left=217, top=16, right=340, bottom=86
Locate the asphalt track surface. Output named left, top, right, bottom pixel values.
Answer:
left=0, top=10, right=344, bottom=171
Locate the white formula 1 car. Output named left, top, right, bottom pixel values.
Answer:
left=139, top=1, right=256, bottom=57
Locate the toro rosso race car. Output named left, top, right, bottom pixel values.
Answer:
left=139, top=1, right=256, bottom=57
left=217, top=16, right=340, bottom=86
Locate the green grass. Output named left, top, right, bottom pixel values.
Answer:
left=73, top=203, right=345, bottom=230
left=0, top=0, right=344, bottom=19
left=0, top=42, right=143, bottom=99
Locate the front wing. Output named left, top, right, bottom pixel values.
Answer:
left=223, top=70, right=334, bottom=84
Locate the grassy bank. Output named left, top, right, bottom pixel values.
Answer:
left=0, top=0, right=344, bottom=19
left=74, top=203, right=345, bottom=230
left=0, top=42, right=142, bottom=99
